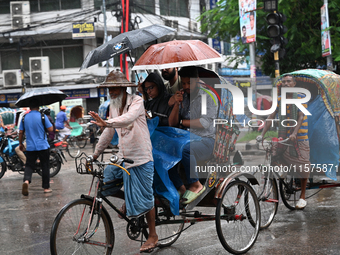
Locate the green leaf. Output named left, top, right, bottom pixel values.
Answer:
left=200, top=0, right=340, bottom=76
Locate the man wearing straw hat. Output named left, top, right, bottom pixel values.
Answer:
left=89, top=70, right=158, bottom=253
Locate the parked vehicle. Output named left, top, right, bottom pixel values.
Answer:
left=0, top=131, right=65, bottom=179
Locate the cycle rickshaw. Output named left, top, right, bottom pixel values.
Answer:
left=55, top=105, right=96, bottom=158
left=50, top=69, right=261, bottom=254
left=255, top=69, right=340, bottom=229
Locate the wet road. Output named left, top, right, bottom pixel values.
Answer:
left=1, top=146, right=340, bottom=254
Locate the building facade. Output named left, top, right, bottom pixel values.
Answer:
left=0, top=0, right=207, bottom=112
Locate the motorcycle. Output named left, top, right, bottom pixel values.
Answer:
left=0, top=131, right=66, bottom=180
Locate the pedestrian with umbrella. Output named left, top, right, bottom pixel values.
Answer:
left=16, top=88, right=67, bottom=196
left=19, top=101, right=53, bottom=196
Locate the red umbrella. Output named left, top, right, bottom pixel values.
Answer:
left=132, top=40, right=224, bottom=70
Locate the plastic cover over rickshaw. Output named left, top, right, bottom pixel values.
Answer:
left=0, top=107, right=15, bottom=130
left=150, top=67, right=242, bottom=215
left=275, top=69, right=340, bottom=180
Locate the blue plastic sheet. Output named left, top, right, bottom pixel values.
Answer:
left=148, top=117, right=202, bottom=215
left=308, top=95, right=339, bottom=180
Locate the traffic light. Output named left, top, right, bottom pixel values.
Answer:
left=266, top=12, right=287, bottom=53
left=263, top=0, right=278, bottom=11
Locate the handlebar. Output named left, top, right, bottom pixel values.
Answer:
left=75, top=152, right=132, bottom=176
left=123, top=158, right=134, bottom=164
left=257, top=136, right=292, bottom=151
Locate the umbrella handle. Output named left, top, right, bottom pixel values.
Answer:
left=128, top=51, right=150, bottom=82
left=127, top=51, right=140, bottom=82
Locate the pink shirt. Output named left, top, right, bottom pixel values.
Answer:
left=94, top=94, right=153, bottom=168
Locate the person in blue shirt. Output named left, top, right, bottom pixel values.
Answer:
left=19, top=103, right=53, bottom=196
left=55, top=105, right=72, bottom=145
left=0, top=114, right=5, bottom=132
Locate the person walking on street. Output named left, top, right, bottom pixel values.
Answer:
left=55, top=105, right=72, bottom=145
left=19, top=103, right=53, bottom=196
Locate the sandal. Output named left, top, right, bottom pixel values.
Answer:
left=44, top=189, right=52, bottom=193
left=118, top=203, right=126, bottom=219
left=22, top=183, right=28, bottom=196
left=181, top=186, right=206, bottom=205
left=140, top=238, right=158, bottom=253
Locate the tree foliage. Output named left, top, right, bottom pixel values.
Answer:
left=199, top=0, right=340, bottom=77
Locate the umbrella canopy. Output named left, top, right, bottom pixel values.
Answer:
left=80, top=24, right=176, bottom=70
left=132, top=40, right=224, bottom=70
left=15, top=87, right=67, bottom=107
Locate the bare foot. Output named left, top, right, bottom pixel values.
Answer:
left=140, top=234, right=158, bottom=253
left=44, top=188, right=52, bottom=193
left=188, top=181, right=204, bottom=193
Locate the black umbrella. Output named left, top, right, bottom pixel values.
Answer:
left=80, top=24, right=176, bottom=70
left=15, top=88, right=68, bottom=107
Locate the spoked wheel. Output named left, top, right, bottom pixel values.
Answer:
left=252, top=166, right=279, bottom=229
left=0, top=162, right=6, bottom=179
left=154, top=197, right=185, bottom=247
left=279, top=175, right=302, bottom=210
left=36, top=151, right=61, bottom=178
left=76, top=135, right=88, bottom=149
left=216, top=180, right=260, bottom=254
left=67, top=137, right=80, bottom=158
left=50, top=198, right=114, bottom=255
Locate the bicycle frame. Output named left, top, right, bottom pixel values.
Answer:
left=76, top=153, right=257, bottom=226
left=257, top=137, right=340, bottom=205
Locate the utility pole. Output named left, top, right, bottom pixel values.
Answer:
left=102, top=0, right=109, bottom=75
left=18, top=42, right=26, bottom=94
left=249, top=42, right=257, bottom=122
left=324, top=0, right=333, bottom=71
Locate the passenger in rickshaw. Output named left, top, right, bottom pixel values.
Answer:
left=141, top=72, right=173, bottom=126
left=162, top=67, right=182, bottom=94
left=257, top=74, right=310, bottom=209
left=168, top=66, right=218, bottom=204
left=90, top=70, right=158, bottom=253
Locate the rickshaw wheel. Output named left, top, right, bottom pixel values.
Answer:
left=76, top=135, right=87, bottom=149
left=251, top=160, right=279, bottom=229
left=215, top=180, right=260, bottom=254
left=66, top=137, right=80, bottom=158
left=279, top=175, right=302, bottom=210
left=154, top=196, right=185, bottom=247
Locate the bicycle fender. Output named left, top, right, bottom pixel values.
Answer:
left=214, top=172, right=259, bottom=199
